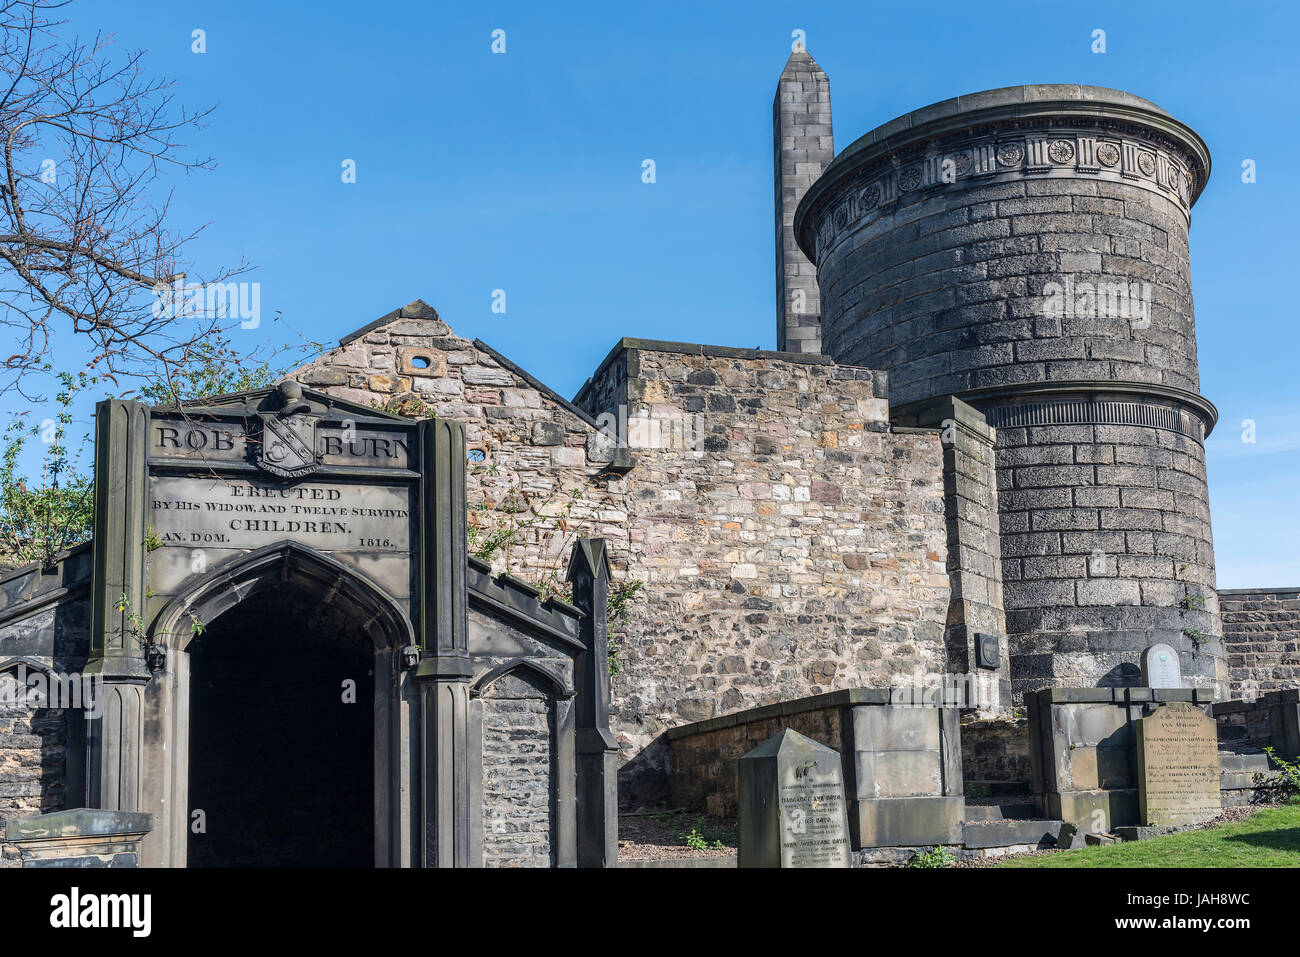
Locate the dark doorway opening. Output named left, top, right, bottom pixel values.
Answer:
left=187, top=588, right=375, bottom=867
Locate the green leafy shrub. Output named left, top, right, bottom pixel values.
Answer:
left=0, top=371, right=96, bottom=567
left=679, top=816, right=725, bottom=850
left=1263, top=747, right=1300, bottom=800
left=907, top=845, right=956, bottom=868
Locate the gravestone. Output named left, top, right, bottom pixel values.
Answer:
left=1141, top=643, right=1183, bottom=689
left=738, top=728, right=850, bottom=868
left=1135, top=702, right=1220, bottom=827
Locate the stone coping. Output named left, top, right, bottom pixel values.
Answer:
left=471, top=337, right=608, bottom=434
left=890, top=394, right=994, bottom=440
left=0, top=540, right=91, bottom=586
left=1213, top=689, right=1299, bottom=715
left=573, top=337, right=850, bottom=410
left=0, top=541, right=93, bottom=627
left=666, top=688, right=896, bottom=740
left=796, top=83, right=1212, bottom=256
left=466, top=555, right=584, bottom=649
left=339, top=298, right=442, bottom=347
left=1219, top=587, right=1300, bottom=597
left=156, top=383, right=409, bottom=425
left=1029, top=687, right=1213, bottom=705
left=5, top=808, right=153, bottom=842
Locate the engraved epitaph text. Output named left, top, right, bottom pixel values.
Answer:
left=1136, top=702, right=1220, bottom=827
left=738, top=728, right=850, bottom=868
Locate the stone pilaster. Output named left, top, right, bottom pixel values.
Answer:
left=84, top=399, right=151, bottom=812
left=567, top=538, right=619, bottom=867
left=416, top=417, right=473, bottom=867
left=894, top=396, right=1010, bottom=710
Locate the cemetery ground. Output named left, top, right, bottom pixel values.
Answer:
left=615, top=792, right=1300, bottom=867
left=617, top=806, right=737, bottom=861
left=996, top=801, right=1300, bottom=868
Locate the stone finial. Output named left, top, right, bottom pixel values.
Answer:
left=275, top=379, right=311, bottom=414
left=400, top=299, right=440, bottom=320
left=774, top=48, right=832, bottom=355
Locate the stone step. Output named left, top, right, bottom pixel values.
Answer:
left=1221, top=770, right=1281, bottom=790
left=964, top=803, right=1039, bottom=822
left=961, top=818, right=1063, bottom=849
left=1218, top=751, right=1271, bottom=773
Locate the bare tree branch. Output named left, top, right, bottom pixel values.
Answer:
left=0, top=0, right=248, bottom=398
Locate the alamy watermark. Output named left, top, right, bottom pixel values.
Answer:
left=1042, top=274, right=1151, bottom=330
left=0, top=664, right=103, bottom=718
left=889, top=666, right=1000, bottom=711
left=594, top=405, right=706, bottom=451
left=152, top=279, right=261, bottom=329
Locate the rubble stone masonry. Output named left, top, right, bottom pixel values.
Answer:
left=574, top=340, right=950, bottom=802
left=300, top=307, right=952, bottom=804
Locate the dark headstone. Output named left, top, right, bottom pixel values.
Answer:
left=738, top=728, right=850, bottom=868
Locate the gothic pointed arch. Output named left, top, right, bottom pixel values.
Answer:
left=470, top=656, right=575, bottom=700
left=149, top=541, right=415, bottom=654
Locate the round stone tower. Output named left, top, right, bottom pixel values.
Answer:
left=794, top=85, right=1225, bottom=698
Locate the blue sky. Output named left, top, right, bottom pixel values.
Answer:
left=12, top=0, right=1300, bottom=587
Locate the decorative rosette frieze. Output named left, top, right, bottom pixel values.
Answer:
left=808, top=122, right=1199, bottom=262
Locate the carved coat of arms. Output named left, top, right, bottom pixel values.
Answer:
left=257, top=381, right=320, bottom=478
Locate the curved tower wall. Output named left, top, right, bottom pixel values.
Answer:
left=795, top=85, right=1225, bottom=698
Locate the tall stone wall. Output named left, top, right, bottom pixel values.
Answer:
left=0, top=674, right=69, bottom=868
left=574, top=340, right=951, bottom=803
left=794, top=84, right=1224, bottom=699
left=1220, top=588, right=1300, bottom=699
left=290, top=301, right=629, bottom=589
left=669, top=700, right=845, bottom=817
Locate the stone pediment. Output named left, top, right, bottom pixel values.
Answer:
left=152, top=382, right=409, bottom=424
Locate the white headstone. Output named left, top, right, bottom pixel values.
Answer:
left=1141, top=643, right=1183, bottom=689
left=737, top=728, right=850, bottom=868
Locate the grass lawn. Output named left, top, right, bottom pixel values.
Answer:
left=1000, top=803, right=1300, bottom=868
